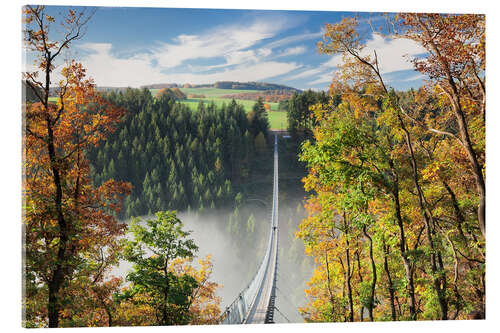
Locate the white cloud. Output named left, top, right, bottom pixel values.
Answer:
left=79, top=43, right=169, bottom=87
left=285, top=67, right=323, bottom=81
left=77, top=42, right=300, bottom=87
left=151, top=18, right=285, bottom=70
left=294, top=32, right=426, bottom=87
left=264, top=30, right=323, bottom=49
left=307, top=72, right=335, bottom=86
left=386, top=72, right=424, bottom=83
left=226, top=50, right=258, bottom=66
left=363, top=33, right=426, bottom=73
left=321, top=54, right=343, bottom=68
left=319, top=33, right=425, bottom=73
left=201, top=50, right=259, bottom=71
left=276, top=46, right=307, bottom=58
left=257, top=48, right=272, bottom=58
left=162, top=61, right=302, bottom=84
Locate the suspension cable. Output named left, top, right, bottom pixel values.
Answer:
left=274, top=306, right=292, bottom=323
left=275, top=286, right=306, bottom=321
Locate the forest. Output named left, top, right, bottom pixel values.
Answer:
left=296, top=14, right=485, bottom=321
left=21, top=5, right=485, bottom=328
left=88, top=88, right=273, bottom=219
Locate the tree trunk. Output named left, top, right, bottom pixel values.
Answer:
left=391, top=181, right=417, bottom=320
left=397, top=113, right=448, bottom=320
left=442, top=180, right=467, bottom=241
left=162, top=258, right=170, bottom=325
left=355, top=250, right=364, bottom=321
left=46, top=115, right=69, bottom=328
left=382, top=235, right=397, bottom=321
left=363, top=226, right=377, bottom=322
left=442, top=231, right=463, bottom=319
left=448, top=86, right=485, bottom=238
left=416, top=17, right=485, bottom=238
left=343, top=212, right=354, bottom=322
left=324, top=252, right=336, bottom=320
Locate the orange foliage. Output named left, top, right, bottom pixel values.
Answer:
left=23, top=5, right=131, bottom=328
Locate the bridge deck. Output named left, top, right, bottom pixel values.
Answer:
left=244, top=135, right=279, bottom=324
left=219, top=134, right=279, bottom=325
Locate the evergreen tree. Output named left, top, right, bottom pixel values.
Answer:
left=248, top=97, right=270, bottom=137
left=88, top=89, right=261, bottom=218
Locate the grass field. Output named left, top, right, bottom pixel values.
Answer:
left=267, top=111, right=287, bottom=130
left=181, top=97, right=259, bottom=111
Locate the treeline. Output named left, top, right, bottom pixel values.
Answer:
left=141, top=81, right=300, bottom=91
left=88, top=88, right=270, bottom=218
left=297, top=15, right=485, bottom=322
left=221, top=89, right=295, bottom=103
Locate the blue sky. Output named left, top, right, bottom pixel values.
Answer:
left=27, top=6, right=427, bottom=91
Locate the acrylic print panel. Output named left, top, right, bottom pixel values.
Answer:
left=22, top=1, right=485, bottom=328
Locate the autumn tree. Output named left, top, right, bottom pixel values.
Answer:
left=391, top=14, right=486, bottom=315
left=22, top=5, right=131, bottom=327
left=169, top=255, right=221, bottom=325
left=392, top=14, right=486, bottom=238
left=297, top=14, right=485, bottom=322
left=112, top=254, right=221, bottom=326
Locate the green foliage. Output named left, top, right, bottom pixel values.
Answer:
left=287, top=89, right=331, bottom=135
left=248, top=97, right=270, bottom=137
left=122, top=211, right=199, bottom=325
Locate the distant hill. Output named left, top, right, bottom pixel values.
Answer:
left=141, top=81, right=301, bottom=92
left=45, top=81, right=301, bottom=97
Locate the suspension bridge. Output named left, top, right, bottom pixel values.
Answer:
left=219, top=134, right=285, bottom=324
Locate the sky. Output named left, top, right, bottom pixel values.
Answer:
left=23, top=6, right=429, bottom=91
left=26, top=6, right=425, bottom=90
